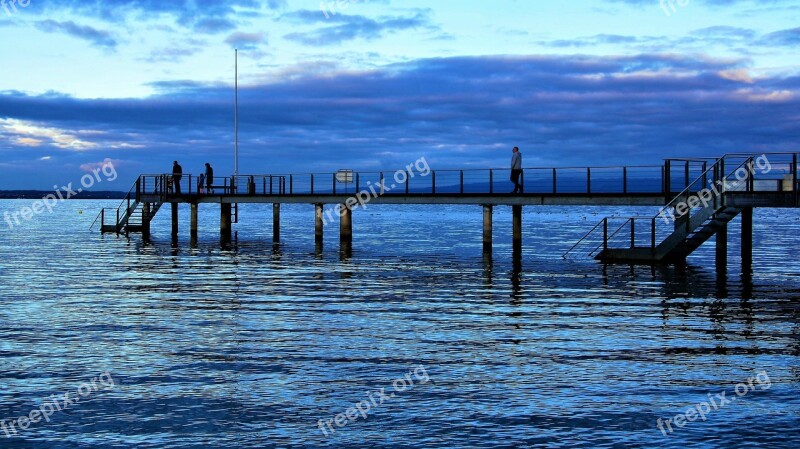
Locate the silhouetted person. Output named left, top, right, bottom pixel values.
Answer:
left=510, top=146, right=523, bottom=194
left=205, top=163, right=214, bottom=193
left=172, top=161, right=183, bottom=195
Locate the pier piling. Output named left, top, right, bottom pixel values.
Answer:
left=143, top=203, right=151, bottom=240
left=221, top=203, right=232, bottom=244
left=340, top=203, right=353, bottom=246
left=716, top=219, right=728, bottom=275
left=512, top=205, right=522, bottom=251
left=171, top=203, right=179, bottom=238
left=273, top=203, right=281, bottom=243
left=315, top=203, right=324, bottom=244
left=483, top=205, right=493, bottom=253
left=742, top=207, right=753, bottom=274
left=190, top=203, right=198, bottom=245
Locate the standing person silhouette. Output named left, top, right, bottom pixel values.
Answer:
left=510, top=147, right=523, bottom=194
left=205, top=163, right=214, bottom=193
left=172, top=161, right=183, bottom=195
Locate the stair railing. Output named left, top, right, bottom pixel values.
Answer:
left=566, top=154, right=756, bottom=259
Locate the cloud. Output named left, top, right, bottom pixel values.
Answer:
left=0, top=54, right=798, bottom=188
left=283, top=10, right=436, bottom=46
left=35, top=20, right=117, bottom=49
left=80, top=158, right=123, bottom=173
left=224, top=32, right=266, bottom=50
left=0, top=118, right=100, bottom=150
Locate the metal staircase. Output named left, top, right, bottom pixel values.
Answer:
left=91, top=178, right=164, bottom=234
left=564, top=153, right=783, bottom=263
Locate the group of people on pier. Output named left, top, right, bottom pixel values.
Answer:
left=167, top=146, right=524, bottom=196
left=170, top=161, right=213, bottom=195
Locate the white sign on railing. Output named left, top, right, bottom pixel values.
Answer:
left=336, top=169, right=354, bottom=184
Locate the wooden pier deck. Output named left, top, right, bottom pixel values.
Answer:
left=94, top=152, right=799, bottom=270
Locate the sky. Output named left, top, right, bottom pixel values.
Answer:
left=0, top=0, right=798, bottom=189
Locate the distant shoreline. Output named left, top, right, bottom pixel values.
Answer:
left=0, top=191, right=126, bottom=199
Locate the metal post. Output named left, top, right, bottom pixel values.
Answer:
left=432, top=171, right=436, bottom=194
left=311, top=174, right=315, bottom=195
left=603, top=218, right=608, bottom=251
left=794, top=153, right=798, bottom=205
left=273, top=203, right=280, bottom=243
left=684, top=161, right=690, bottom=190
left=630, top=218, right=635, bottom=248
left=742, top=207, right=753, bottom=275
left=220, top=203, right=232, bottom=245
left=460, top=171, right=464, bottom=194
left=552, top=168, right=557, bottom=194
left=623, top=167, right=627, bottom=194
left=290, top=175, right=293, bottom=194
left=171, top=202, right=178, bottom=238
left=651, top=218, right=656, bottom=250
left=489, top=170, right=493, bottom=194
left=587, top=167, right=591, bottom=194
left=512, top=205, right=522, bottom=252
left=747, top=158, right=755, bottom=192
left=380, top=172, right=385, bottom=195
left=190, top=203, right=198, bottom=244
left=333, top=173, right=336, bottom=195
left=405, top=172, right=409, bottom=194
left=664, top=160, right=670, bottom=198
left=716, top=218, right=728, bottom=275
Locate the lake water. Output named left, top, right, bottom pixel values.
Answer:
left=1, top=200, right=799, bottom=449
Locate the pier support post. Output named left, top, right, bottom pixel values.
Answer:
left=142, top=203, right=151, bottom=241
left=715, top=220, right=728, bottom=275
left=171, top=202, right=178, bottom=238
left=315, top=203, right=324, bottom=245
left=512, top=205, right=522, bottom=252
left=190, top=203, right=198, bottom=245
left=340, top=203, right=353, bottom=246
left=273, top=203, right=281, bottom=243
left=220, top=203, right=232, bottom=245
left=741, top=207, right=753, bottom=275
left=482, top=205, right=493, bottom=254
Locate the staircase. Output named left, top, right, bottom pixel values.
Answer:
left=91, top=177, right=164, bottom=234
left=564, top=154, right=761, bottom=263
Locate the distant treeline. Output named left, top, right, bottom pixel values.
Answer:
left=0, top=191, right=127, bottom=199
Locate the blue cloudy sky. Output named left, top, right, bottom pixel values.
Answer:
left=0, top=0, right=798, bottom=189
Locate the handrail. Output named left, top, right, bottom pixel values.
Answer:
left=89, top=208, right=107, bottom=232
left=571, top=152, right=787, bottom=259
left=563, top=218, right=605, bottom=257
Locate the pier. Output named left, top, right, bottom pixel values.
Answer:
left=94, top=152, right=799, bottom=271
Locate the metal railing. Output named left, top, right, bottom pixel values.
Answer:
left=565, top=152, right=800, bottom=259
left=137, top=165, right=667, bottom=197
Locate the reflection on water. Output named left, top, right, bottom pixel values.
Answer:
left=0, top=201, right=799, bottom=449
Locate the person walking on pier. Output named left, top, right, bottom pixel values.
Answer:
left=510, top=146, right=523, bottom=194
left=205, top=163, right=214, bottom=193
left=172, top=161, right=183, bottom=195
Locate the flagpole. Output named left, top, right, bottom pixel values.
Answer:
left=234, top=49, right=239, bottom=182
